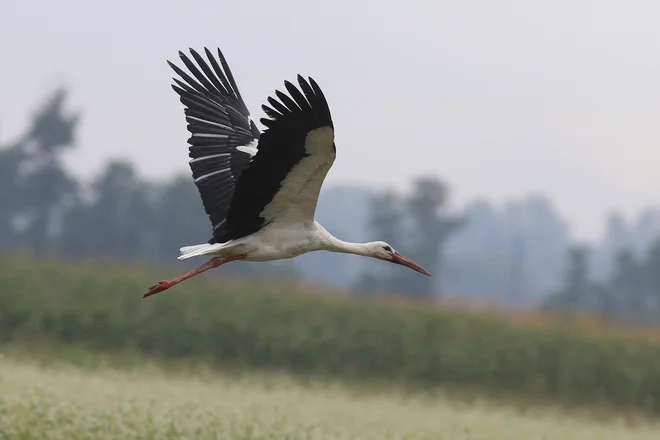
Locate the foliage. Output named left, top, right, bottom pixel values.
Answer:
left=0, top=87, right=79, bottom=255
left=4, top=86, right=660, bottom=323
left=6, top=357, right=658, bottom=440
left=2, top=259, right=660, bottom=414
left=545, top=239, right=660, bottom=324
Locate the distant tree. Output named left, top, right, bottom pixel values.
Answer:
left=606, top=248, right=641, bottom=320
left=0, top=87, right=79, bottom=254
left=0, top=145, right=24, bottom=251
left=355, top=176, right=463, bottom=300
left=149, top=174, right=210, bottom=263
left=401, top=177, right=463, bottom=299
left=368, top=191, right=404, bottom=248
left=639, top=238, right=660, bottom=322
left=59, top=160, right=155, bottom=259
left=506, top=234, right=527, bottom=306
left=543, top=244, right=593, bottom=313
left=605, top=213, right=628, bottom=250
left=566, top=245, right=590, bottom=302
left=352, top=191, right=404, bottom=295
left=24, top=89, right=79, bottom=155
left=441, top=195, right=572, bottom=306
left=544, top=237, right=660, bottom=325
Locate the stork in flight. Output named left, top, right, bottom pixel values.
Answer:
left=144, top=48, right=431, bottom=298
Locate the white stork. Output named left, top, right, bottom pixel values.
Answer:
left=144, top=47, right=431, bottom=298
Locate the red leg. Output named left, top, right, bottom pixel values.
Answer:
left=143, top=255, right=245, bottom=298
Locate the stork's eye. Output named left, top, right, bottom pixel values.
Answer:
left=382, top=245, right=392, bottom=252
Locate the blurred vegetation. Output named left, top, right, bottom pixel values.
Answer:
left=0, top=86, right=465, bottom=296
left=353, top=179, right=464, bottom=299
left=7, top=355, right=657, bottom=440
left=0, top=88, right=304, bottom=281
left=3, top=85, right=660, bottom=349
left=544, top=240, right=660, bottom=324
left=2, top=258, right=660, bottom=414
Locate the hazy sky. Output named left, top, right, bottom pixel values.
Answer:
left=2, top=0, right=660, bottom=242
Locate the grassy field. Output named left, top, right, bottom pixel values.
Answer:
left=1, top=352, right=659, bottom=440
left=3, top=257, right=660, bottom=413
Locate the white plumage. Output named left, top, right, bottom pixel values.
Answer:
left=144, top=47, right=430, bottom=298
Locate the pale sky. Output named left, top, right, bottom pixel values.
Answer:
left=2, top=0, right=660, bottom=242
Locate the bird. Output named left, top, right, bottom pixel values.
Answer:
left=144, top=47, right=431, bottom=298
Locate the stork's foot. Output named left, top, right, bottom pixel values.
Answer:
left=143, top=280, right=174, bottom=298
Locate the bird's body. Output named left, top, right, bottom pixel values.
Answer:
left=180, top=221, right=325, bottom=262
left=179, top=220, right=375, bottom=263
left=144, top=47, right=430, bottom=298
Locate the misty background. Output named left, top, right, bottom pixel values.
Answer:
left=3, top=1, right=660, bottom=323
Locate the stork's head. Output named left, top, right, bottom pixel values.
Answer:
left=367, top=241, right=432, bottom=276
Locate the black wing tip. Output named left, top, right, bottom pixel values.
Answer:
left=205, top=47, right=217, bottom=61
left=296, top=74, right=312, bottom=89
left=168, top=47, right=219, bottom=76
left=169, top=46, right=227, bottom=64
left=295, top=75, right=325, bottom=100
left=170, top=83, right=183, bottom=94
left=169, top=47, right=212, bottom=63
left=261, top=73, right=331, bottom=127
left=261, top=104, right=282, bottom=119
left=167, top=46, right=253, bottom=114
left=308, top=76, right=322, bottom=93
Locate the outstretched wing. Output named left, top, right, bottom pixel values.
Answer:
left=222, top=74, right=336, bottom=241
left=168, top=47, right=260, bottom=243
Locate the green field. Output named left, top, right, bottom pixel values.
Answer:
left=3, top=257, right=660, bottom=415
left=1, top=353, right=659, bottom=440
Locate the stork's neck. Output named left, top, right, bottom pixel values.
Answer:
left=315, top=223, right=372, bottom=257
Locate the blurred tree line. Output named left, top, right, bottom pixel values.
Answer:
left=544, top=241, right=660, bottom=324
left=0, top=88, right=462, bottom=288
left=0, top=88, right=294, bottom=279
left=3, top=87, right=660, bottom=323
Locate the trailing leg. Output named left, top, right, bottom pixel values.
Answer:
left=143, top=255, right=244, bottom=298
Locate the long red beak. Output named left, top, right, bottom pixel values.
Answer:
left=390, top=252, right=432, bottom=276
